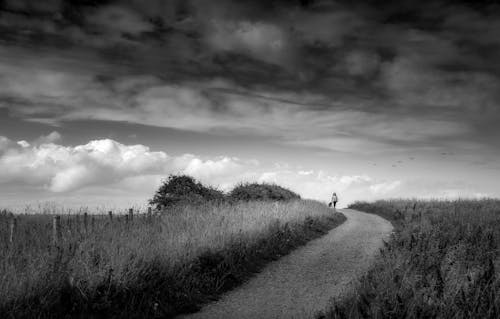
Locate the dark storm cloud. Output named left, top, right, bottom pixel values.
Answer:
left=1, top=0, right=500, bottom=153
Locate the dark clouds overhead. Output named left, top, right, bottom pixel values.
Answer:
left=1, top=0, right=500, bottom=153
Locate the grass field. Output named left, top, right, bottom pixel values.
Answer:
left=321, top=199, right=500, bottom=319
left=0, top=200, right=344, bottom=318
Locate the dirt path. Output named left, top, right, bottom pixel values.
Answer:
left=181, top=209, right=393, bottom=319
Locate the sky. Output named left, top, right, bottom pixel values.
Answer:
left=0, top=0, right=499, bottom=210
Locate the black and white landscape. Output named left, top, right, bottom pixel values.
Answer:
left=0, top=1, right=499, bottom=318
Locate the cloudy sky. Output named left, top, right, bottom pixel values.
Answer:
left=1, top=0, right=499, bottom=209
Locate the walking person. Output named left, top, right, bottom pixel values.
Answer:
left=330, top=192, right=338, bottom=211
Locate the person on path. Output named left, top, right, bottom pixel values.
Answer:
left=331, top=192, right=338, bottom=209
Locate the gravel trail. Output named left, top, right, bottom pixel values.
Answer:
left=181, top=209, right=393, bottom=319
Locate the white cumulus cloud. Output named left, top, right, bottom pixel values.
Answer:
left=36, top=131, right=62, bottom=144
left=183, top=156, right=244, bottom=180
left=17, top=140, right=30, bottom=148
left=370, top=181, right=402, bottom=195
left=0, top=136, right=246, bottom=193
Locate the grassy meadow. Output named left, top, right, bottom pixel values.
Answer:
left=0, top=200, right=344, bottom=318
left=321, top=199, right=500, bottom=319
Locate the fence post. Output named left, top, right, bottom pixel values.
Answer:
left=83, top=212, right=88, bottom=234
left=128, top=208, right=133, bottom=222
left=9, top=215, right=17, bottom=245
left=53, top=216, right=62, bottom=246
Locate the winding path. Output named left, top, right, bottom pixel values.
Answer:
left=181, top=209, right=393, bottom=319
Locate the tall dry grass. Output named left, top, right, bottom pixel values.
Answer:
left=321, top=199, right=500, bottom=319
left=0, top=200, right=344, bottom=318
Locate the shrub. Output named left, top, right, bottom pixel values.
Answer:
left=149, top=175, right=225, bottom=209
left=229, top=183, right=300, bottom=202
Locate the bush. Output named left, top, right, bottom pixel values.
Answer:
left=149, top=175, right=225, bottom=209
left=229, top=183, right=300, bottom=202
